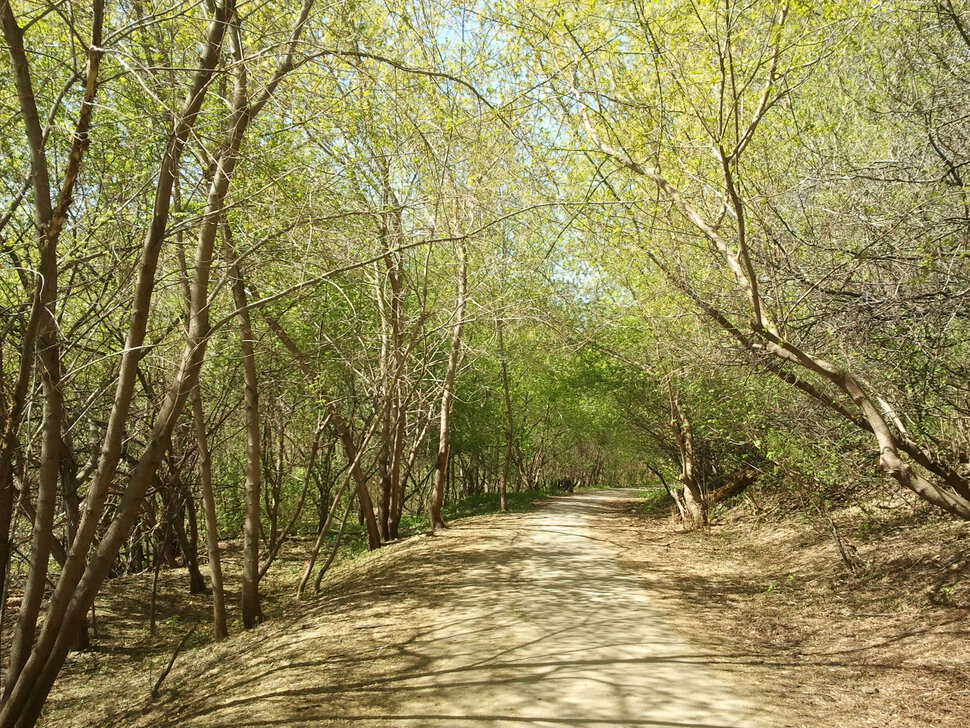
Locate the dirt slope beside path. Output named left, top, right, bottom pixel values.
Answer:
left=65, top=490, right=788, bottom=728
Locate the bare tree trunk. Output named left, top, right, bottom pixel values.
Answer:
left=374, top=182, right=409, bottom=543
left=430, top=243, right=468, bottom=530
left=225, top=224, right=264, bottom=630
left=299, top=482, right=347, bottom=597
left=199, top=0, right=320, bottom=628
left=262, top=418, right=285, bottom=554
left=191, top=387, right=228, bottom=640
left=706, top=468, right=758, bottom=507
left=497, top=317, right=515, bottom=513
left=384, top=238, right=408, bottom=541
left=8, top=303, right=64, bottom=688
left=387, top=409, right=407, bottom=540
left=181, top=482, right=205, bottom=593
left=177, top=189, right=228, bottom=639
left=298, top=418, right=376, bottom=596
left=375, top=262, right=393, bottom=543
left=161, top=476, right=206, bottom=594
left=58, top=435, right=89, bottom=651
left=652, top=466, right=688, bottom=520
left=394, top=411, right=432, bottom=532
left=313, top=494, right=355, bottom=593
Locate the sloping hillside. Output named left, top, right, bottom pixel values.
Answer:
left=41, top=490, right=970, bottom=728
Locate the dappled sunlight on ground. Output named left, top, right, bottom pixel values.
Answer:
left=81, top=490, right=784, bottom=728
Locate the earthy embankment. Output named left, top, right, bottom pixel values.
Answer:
left=42, top=489, right=968, bottom=727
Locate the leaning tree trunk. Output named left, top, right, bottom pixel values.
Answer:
left=0, top=8, right=231, bottom=716
left=669, top=390, right=707, bottom=528
left=706, top=468, right=758, bottom=507
left=587, top=55, right=970, bottom=520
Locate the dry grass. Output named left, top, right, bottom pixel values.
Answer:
left=607, top=491, right=970, bottom=727
left=33, top=538, right=332, bottom=726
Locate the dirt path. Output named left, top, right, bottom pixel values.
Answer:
left=84, top=490, right=788, bottom=728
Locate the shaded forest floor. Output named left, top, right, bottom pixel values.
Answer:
left=634, top=493, right=970, bottom=727
left=35, top=488, right=970, bottom=727
left=31, top=489, right=550, bottom=725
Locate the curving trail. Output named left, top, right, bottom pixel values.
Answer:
left=95, top=490, right=789, bottom=728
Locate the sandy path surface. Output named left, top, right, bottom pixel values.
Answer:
left=91, top=490, right=789, bottom=728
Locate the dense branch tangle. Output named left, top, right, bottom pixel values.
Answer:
left=579, top=0, right=970, bottom=518
left=2, top=2, right=970, bottom=726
